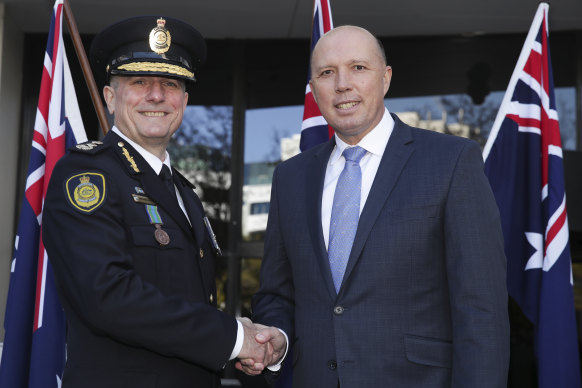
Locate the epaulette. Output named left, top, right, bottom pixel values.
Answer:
left=70, top=140, right=107, bottom=154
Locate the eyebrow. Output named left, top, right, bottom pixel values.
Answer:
left=315, top=58, right=370, bottom=69
left=349, top=58, right=373, bottom=65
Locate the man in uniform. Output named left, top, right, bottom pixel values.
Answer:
left=42, top=16, right=282, bottom=388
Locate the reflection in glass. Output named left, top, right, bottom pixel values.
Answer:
left=169, top=105, right=233, bottom=310
left=242, top=107, right=302, bottom=242
left=387, top=87, right=576, bottom=150
left=239, top=88, right=578, bottom=324
left=171, top=105, right=232, bottom=236
left=241, top=88, right=577, bottom=243
left=554, top=87, right=577, bottom=150
left=251, top=202, right=270, bottom=215
left=388, top=92, right=504, bottom=146
left=240, top=258, right=262, bottom=317
left=244, top=106, right=303, bottom=164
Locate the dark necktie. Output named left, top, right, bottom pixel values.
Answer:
left=159, top=164, right=178, bottom=203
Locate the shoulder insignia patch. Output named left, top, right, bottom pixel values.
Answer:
left=65, top=172, right=106, bottom=214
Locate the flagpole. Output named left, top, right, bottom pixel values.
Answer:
left=482, top=2, right=549, bottom=160
left=62, top=0, right=110, bottom=136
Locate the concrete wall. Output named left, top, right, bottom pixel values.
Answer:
left=0, top=3, right=25, bottom=345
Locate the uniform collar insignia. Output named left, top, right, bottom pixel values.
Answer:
left=116, top=141, right=140, bottom=173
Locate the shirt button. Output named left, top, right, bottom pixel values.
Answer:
left=334, top=306, right=344, bottom=315
left=327, top=360, right=337, bottom=370
left=200, top=248, right=204, bottom=258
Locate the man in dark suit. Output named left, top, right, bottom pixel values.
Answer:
left=248, top=25, right=510, bottom=387
left=42, top=16, right=282, bottom=388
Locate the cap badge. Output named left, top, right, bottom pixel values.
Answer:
left=149, top=17, right=171, bottom=54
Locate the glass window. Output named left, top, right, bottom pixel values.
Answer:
left=244, top=106, right=303, bottom=164
left=240, top=258, right=263, bottom=317
left=555, top=87, right=577, bottom=150
left=169, top=105, right=233, bottom=310
left=386, top=86, right=576, bottom=150
left=242, top=107, right=303, bottom=242
left=241, top=88, right=578, bottom=242
left=250, top=202, right=270, bottom=215
left=386, top=92, right=505, bottom=146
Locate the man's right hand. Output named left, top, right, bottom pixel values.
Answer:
left=235, top=317, right=287, bottom=376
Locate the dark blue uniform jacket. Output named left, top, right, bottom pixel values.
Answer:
left=43, top=131, right=236, bottom=388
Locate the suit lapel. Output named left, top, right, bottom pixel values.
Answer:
left=341, top=117, right=415, bottom=292
left=305, top=139, right=337, bottom=299
left=172, top=168, right=206, bottom=246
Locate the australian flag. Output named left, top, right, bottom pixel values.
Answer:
left=483, top=3, right=581, bottom=387
left=0, top=0, right=87, bottom=387
left=299, top=0, right=334, bottom=151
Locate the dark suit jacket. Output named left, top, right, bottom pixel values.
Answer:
left=253, top=114, right=510, bottom=388
left=43, top=131, right=237, bottom=388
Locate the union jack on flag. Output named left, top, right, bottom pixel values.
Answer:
left=483, top=3, right=581, bottom=387
left=299, top=0, right=334, bottom=151
left=0, top=0, right=87, bottom=386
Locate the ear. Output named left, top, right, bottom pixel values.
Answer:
left=382, top=66, right=392, bottom=96
left=103, top=85, right=116, bottom=114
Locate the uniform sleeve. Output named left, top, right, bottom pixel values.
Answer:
left=42, top=158, right=238, bottom=371
left=443, top=141, right=510, bottom=387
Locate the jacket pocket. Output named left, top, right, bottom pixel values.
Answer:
left=129, top=225, right=184, bottom=250
left=404, top=334, right=452, bottom=368
left=387, top=204, right=440, bottom=222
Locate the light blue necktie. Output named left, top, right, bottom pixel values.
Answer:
left=328, top=146, right=367, bottom=293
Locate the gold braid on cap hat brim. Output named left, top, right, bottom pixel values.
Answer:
left=117, top=62, right=194, bottom=79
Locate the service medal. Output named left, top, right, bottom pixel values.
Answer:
left=154, top=224, right=170, bottom=246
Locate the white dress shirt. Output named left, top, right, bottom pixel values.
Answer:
left=112, top=127, right=190, bottom=222
left=322, top=108, right=394, bottom=249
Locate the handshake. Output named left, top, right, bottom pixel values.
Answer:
left=235, top=317, right=287, bottom=376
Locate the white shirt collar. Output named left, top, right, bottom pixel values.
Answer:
left=112, top=126, right=171, bottom=175
left=330, top=108, right=394, bottom=165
